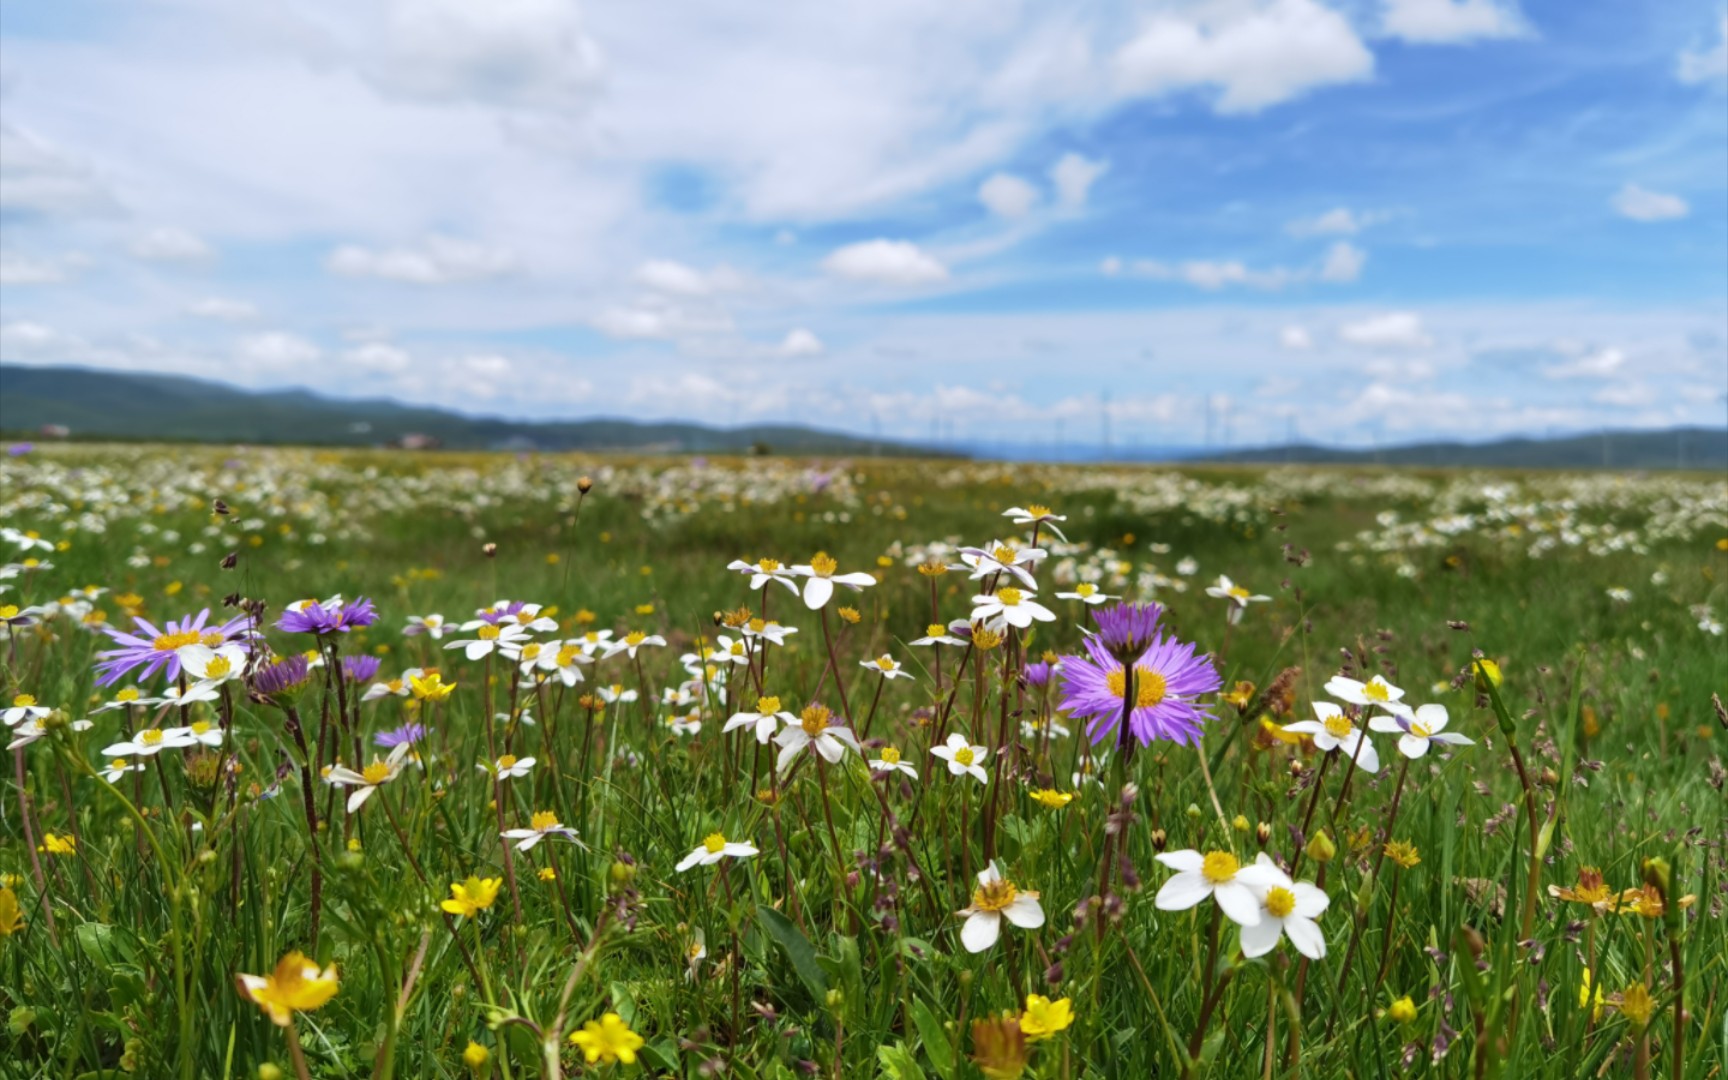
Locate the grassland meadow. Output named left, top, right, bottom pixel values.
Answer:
left=1, top=443, right=1725, bottom=1079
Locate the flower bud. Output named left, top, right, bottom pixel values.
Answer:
left=577, top=475, right=594, bottom=494
left=1305, top=829, right=1337, bottom=864
left=1255, top=821, right=1272, bottom=847
left=482, top=542, right=498, bottom=559
left=1150, top=828, right=1167, bottom=852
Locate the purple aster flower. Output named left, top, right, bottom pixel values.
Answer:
left=472, top=600, right=527, bottom=626
left=1090, top=602, right=1165, bottom=662
left=276, top=596, right=378, bottom=635
left=342, top=654, right=382, bottom=683
left=1058, top=632, right=1221, bottom=749
left=252, top=654, right=312, bottom=699
left=1023, top=660, right=1056, bottom=687
left=374, top=722, right=426, bottom=749
left=95, top=609, right=253, bottom=687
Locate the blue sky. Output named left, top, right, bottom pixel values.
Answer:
left=2, top=0, right=1724, bottom=448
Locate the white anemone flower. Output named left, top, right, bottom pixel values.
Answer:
left=970, top=586, right=1056, bottom=630
left=1368, top=702, right=1475, bottom=759
left=2, top=694, right=52, bottom=726
left=1153, top=848, right=1283, bottom=926
left=91, top=688, right=161, bottom=714
left=573, top=629, right=615, bottom=656
left=910, top=622, right=968, bottom=647
left=931, top=732, right=990, bottom=784
left=708, top=634, right=753, bottom=667
left=445, top=622, right=529, bottom=661
left=404, top=613, right=448, bottom=639
left=478, top=753, right=536, bottom=781
left=860, top=654, right=914, bottom=680
left=8, top=717, right=92, bottom=750
left=665, top=710, right=702, bottom=737
left=1281, top=703, right=1380, bottom=774
left=676, top=830, right=760, bottom=872
left=362, top=668, right=424, bottom=702
left=597, top=683, right=638, bottom=705
left=176, top=642, right=250, bottom=685
left=1054, top=582, right=1117, bottom=605
left=168, top=718, right=225, bottom=748
left=742, top=619, right=798, bottom=646
left=869, top=746, right=919, bottom=779
left=1239, top=854, right=1329, bottom=960
left=957, top=861, right=1044, bottom=953
left=1001, top=505, right=1068, bottom=540
left=1322, top=674, right=1406, bottom=712
left=955, top=541, right=1046, bottom=589
left=602, top=630, right=667, bottom=661
left=772, top=705, right=859, bottom=772
left=723, top=695, right=794, bottom=744
left=791, top=552, right=876, bottom=610
left=102, top=726, right=198, bottom=758
left=324, top=743, right=412, bottom=812
left=1204, top=575, right=1270, bottom=624
left=100, top=756, right=146, bottom=783
left=501, top=810, right=581, bottom=851
left=725, top=557, right=801, bottom=594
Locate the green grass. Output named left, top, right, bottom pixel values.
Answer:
left=2, top=444, right=1725, bottom=1079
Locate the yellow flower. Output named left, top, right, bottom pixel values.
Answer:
left=1018, top=995, right=1073, bottom=1041
left=970, top=1013, right=1029, bottom=1080
left=1473, top=658, right=1503, bottom=691
left=235, top=952, right=339, bottom=1027
left=440, top=876, right=502, bottom=919
left=462, top=1041, right=491, bottom=1071
left=38, top=833, right=76, bottom=856
left=0, top=885, right=24, bottom=937
left=1384, top=840, right=1421, bottom=869
left=568, top=1012, right=645, bottom=1065
left=1619, top=982, right=1654, bottom=1029
left=538, top=866, right=557, bottom=882
left=1578, top=968, right=1606, bottom=1022
left=1386, top=996, right=1417, bottom=1025
left=409, top=671, right=457, bottom=701
left=836, top=606, right=862, bottom=625
left=1028, top=789, right=1073, bottom=809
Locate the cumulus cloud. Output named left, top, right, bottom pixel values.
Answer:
left=632, top=259, right=742, bottom=297
left=1114, top=0, right=1374, bottom=114
left=0, top=320, right=71, bottom=359
left=1381, top=0, right=1529, bottom=45
left=1542, top=347, right=1625, bottom=379
left=369, top=0, right=605, bottom=112
left=0, top=251, right=80, bottom=285
left=327, top=235, right=516, bottom=284
left=0, top=122, right=119, bottom=217
left=777, top=328, right=825, bottom=357
left=1677, top=16, right=1727, bottom=84
left=1612, top=183, right=1688, bottom=222
left=1339, top=311, right=1432, bottom=349
left=1049, top=153, right=1107, bottom=212
left=185, top=297, right=260, bottom=321
left=590, top=299, right=733, bottom=341
left=1286, top=207, right=1384, bottom=236
left=1592, top=381, right=1656, bottom=409
left=345, top=342, right=412, bottom=374
left=131, top=227, right=216, bottom=263
left=1318, top=241, right=1367, bottom=283
left=978, top=173, right=1039, bottom=219
left=236, top=331, right=322, bottom=368
left=1280, top=325, right=1313, bottom=349
left=1364, top=356, right=1435, bottom=381
left=821, top=239, right=949, bottom=286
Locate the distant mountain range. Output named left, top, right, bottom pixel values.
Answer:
left=3, top=364, right=1722, bottom=470
left=0, top=364, right=935, bottom=456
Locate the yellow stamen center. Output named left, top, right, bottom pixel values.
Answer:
left=954, top=746, right=976, bottom=766
left=497, top=754, right=518, bottom=771
left=1104, top=667, right=1168, bottom=707
left=996, top=587, right=1023, bottom=607
left=12, top=694, right=36, bottom=707
left=1264, top=886, right=1296, bottom=919
left=139, top=729, right=164, bottom=747
left=151, top=629, right=203, bottom=651
left=1323, top=714, right=1353, bottom=738
left=116, top=688, right=140, bottom=703
left=520, top=643, right=542, bottom=661
left=624, top=631, right=646, bottom=646
left=971, top=877, right=1019, bottom=912
left=876, top=656, right=896, bottom=670
left=756, top=695, right=782, bottom=715
left=1201, top=851, right=1239, bottom=884
left=477, top=625, right=500, bottom=641
left=361, top=761, right=392, bottom=784
left=809, top=552, right=838, bottom=577
left=1025, top=504, right=1053, bottom=518
left=758, top=558, right=781, bottom=572
left=1363, top=681, right=1390, bottom=702
left=799, top=705, right=831, bottom=737
left=703, top=832, right=727, bottom=854
left=530, top=810, right=560, bottom=831
left=879, top=747, right=901, bottom=765
left=205, top=657, right=232, bottom=679
left=926, top=623, right=945, bottom=637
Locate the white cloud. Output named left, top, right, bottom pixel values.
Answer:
left=1381, top=0, right=1529, bottom=45
left=1280, top=325, right=1313, bottom=349
left=1099, top=255, right=1123, bottom=276
left=1542, top=347, right=1625, bottom=379
left=978, top=173, right=1039, bottom=219
left=185, top=297, right=260, bottom=321
left=1364, top=356, right=1435, bottom=381
left=1339, top=311, right=1432, bottom=349
left=1677, top=16, right=1727, bottom=85
left=777, top=328, right=825, bottom=357
left=1114, top=0, right=1374, bottom=114
left=0, top=252, right=77, bottom=285
left=369, top=0, right=605, bottom=112
left=590, top=299, right=733, bottom=341
left=1318, top=240, right=1367, bottom=283
left=131, top=227, right=216, bottom=263
left=1592, top=381, right=1656, bottom=409
left=236, top=331, right=322, bottom=368
left=822, top=239, right=949, bottom=286
left=1049, top=153, right=1107, bottom=212
left=0, top=122, right=119, bottom=217
left=0, top=320, right=71, bottom=359
left=632, top=259, right=741, bottom=297
left=345, top=342, right=412, bottom=374
left=1286, top=207, right=1383, bottom=236
left=1612, top=183, right=1689, bottom=222
left=327, top=235, right=517, bottom=284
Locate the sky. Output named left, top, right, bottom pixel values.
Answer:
left=1, top=0, right=1725, bottom=450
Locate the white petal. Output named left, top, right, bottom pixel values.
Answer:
left=346, top=786, right=375, bottom=813
left=1432, top=731, right=1474, bottom=746
left=675, top=848, right=704, bottom=872
left=1283, top=915, right=1327, bottom=959
left=1291, top=882, right=1330, bottom=918
left=803, top=577, right=834, bottom=610
left=1398, top=734, right=1430, bottom=760
left=1414, top=704, right=1449, bottom=732
left=960, top=911, right=1001, bottom=953
left=1212, top=881, right=1263, bottom=926
left=1155, top=850, right=1205, bottom=873
left=1003, top=895, right=1044, bottom=928
left=1367, top=716, right=1406, bottom=734
left=1239, top=915, right=1283, bottom=958
left=1154, top=871, right=1211, bottom=911
left=1280, top=720, right=1325, bottom=736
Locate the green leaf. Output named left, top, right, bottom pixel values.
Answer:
left=757, top=905, right=828, bottom=1003
left=908, top=997, right=954, bottom=1076
left=73, top=923, right=139, bottom=970
left=877, top=1043, right=928, bottom=1080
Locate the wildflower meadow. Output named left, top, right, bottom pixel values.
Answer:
left=1, top=442, right=1725, bottom=1080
